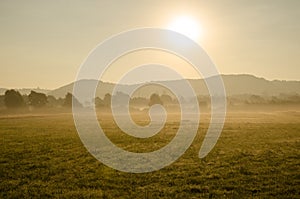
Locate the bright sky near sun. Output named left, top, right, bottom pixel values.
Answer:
left=167, top=16, right=202, bottom=42
left=0, top=0, right=300, bottom=89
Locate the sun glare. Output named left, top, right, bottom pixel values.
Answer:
left=167, top=16, right=202, bottom=42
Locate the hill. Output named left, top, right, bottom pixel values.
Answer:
left=48, top=74, right=300, bottom=99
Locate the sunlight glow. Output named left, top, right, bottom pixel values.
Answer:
left=167, top=16, right=202, bottom=42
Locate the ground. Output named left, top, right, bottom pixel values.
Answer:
left=0, top=111, right=299, bottom=198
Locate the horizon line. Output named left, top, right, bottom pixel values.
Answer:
left=1, top=73, right=300, bottom=90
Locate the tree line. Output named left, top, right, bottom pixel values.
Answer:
left=1, top=90, right=82, bottom=109
left=1, top=89, right=300, bottom=110
left=0, top=90, right=178, bottom=110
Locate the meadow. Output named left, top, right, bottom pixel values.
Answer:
left=0, top=110, right=299, bottom=198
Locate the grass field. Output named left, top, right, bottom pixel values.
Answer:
left=1, top=111, right=300, bottom=198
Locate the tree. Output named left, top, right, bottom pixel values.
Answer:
left=47, top=95, right=63, bottom=107
left=63, top=93, right=82, bottom=107
left=0, top=95, right=5, bottom=108
left=94, top=97, right=104, bottom=107
left=103, top=93, right=112, bottom=107
left=4, top=89, right=24, bottom=108
left=148, top=93, right=163, bottom=106
left=28, top=91, right=48, bottom=107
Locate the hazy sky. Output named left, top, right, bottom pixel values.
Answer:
left=0, top=0, right=299, bottom=89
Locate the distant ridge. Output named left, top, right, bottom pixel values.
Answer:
left=47, top=74, right=300, bottom=98
left=1, top=74, right=299, bottom=98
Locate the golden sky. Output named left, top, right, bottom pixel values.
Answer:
left=0, top=0, right=299, bottom=89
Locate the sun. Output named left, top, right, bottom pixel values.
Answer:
left=167, top=16, right=202, bottom=42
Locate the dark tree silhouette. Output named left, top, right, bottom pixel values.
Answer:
left=63, top=93, right=82, bottom=107
left=148, top=93, right=163, bottom=106
left=130, top=97, right=148, bottom=107
left=94, top=97, right=104, bottom=107
left=28, top=91, right=48, bottom=107
left=4, top=89, right=24, bottom=108
left=103, top=93, right=112, bottom=107
left=0, top=95, right=5, bottom=108
left=47, top=95, right=64, bottom=107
